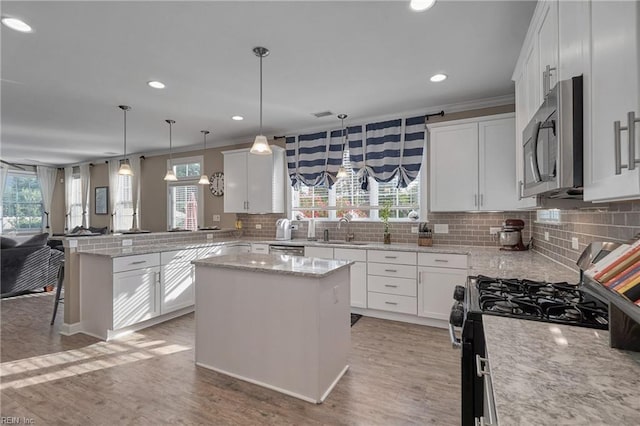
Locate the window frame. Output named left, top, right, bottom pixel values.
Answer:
left=166, top=156, right=204, bottom=230
left=1, top=169, right=44, bottom=234
left=114, top=173, right=134, bottom=232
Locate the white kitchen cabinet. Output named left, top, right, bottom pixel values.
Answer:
left=557, top=0, right=589, bottom=81
left=250, top=243, right=269, bottom=254
left=367, top=249, right=417, bottom=315
left=417, top=253, right=468, bottom=321
left=584, top=1, right=640, bottom=202
left=304, top=246, right=334, bottom=259
left=429, top=114, right=517, bottom=212
left=113, top=266, right=161, bottom=330
left=537, top=0, right=558, bottom=101
left=160, top=249, right=199, bottom=314
left=222, top=147, right=285, bottom=213
left=334, top=248, right=367, bottom=309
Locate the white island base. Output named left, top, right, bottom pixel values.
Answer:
left=194, top=254, right=351, bottom=404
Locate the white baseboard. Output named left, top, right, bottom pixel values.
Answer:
left=351, top=307, right=448, bottom=329
left=320, top=365, right=350, bottom=403
left=59, top=322, right=83, bottom=335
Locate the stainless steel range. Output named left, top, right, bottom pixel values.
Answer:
left=450, top=275, right=609, bottom=426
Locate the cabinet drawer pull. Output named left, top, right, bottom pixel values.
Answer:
left=384, top=256, right=397, bottom=259
left=384, top=284, right=398, bottom=288
left=434, top=259, right=449, bottom=263
left=384, top=301, right=398, bottom=305
left=384, top=269, right=398, bottom=273
left=628, top=111, right=639, bottom=171
left=173, top=256, right=184, bottom=259
left=130, top=260, right=146, bottom=265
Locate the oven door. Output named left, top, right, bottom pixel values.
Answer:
left=522, top=108, right=559, bottom=197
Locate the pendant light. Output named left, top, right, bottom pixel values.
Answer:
left=198, top=130, right=210, bottom=185
left=164, top=119, right=178, bottom=181
left=336, top=114, right=349, bottom=179
left=118, top=105, right=134, bottom=176
left=250, top=46, right=272, bottom=155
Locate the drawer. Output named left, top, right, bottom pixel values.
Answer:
left=251, top=243, right=269, bottom=254
left=113, top=253, right=160, bottom=273
left=305, top=246, right=334, bottom=259
left=368, top=275, right=416, bottom=297
left=199, top=245, right=224, bottom=258
left=367, top=292, right=417, bottom=315
left=161, top=248, right=200, bottom=265
left=368, top=250, right=416, bottom=265
left=418, top=252, right=468, bottom=269
left=334, top=248, right=367, bottom=262
left=368, top=262, right=416, bottom=279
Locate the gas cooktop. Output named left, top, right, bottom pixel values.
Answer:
left=466, top=275, right=609, bottom=329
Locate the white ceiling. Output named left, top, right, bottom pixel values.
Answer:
left=1, top=0, right=535, bottom=166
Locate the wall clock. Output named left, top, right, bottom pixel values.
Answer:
left=209, top=172, right=224, bottom=196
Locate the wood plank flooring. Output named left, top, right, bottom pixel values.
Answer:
left=1, top=293, right=460, bottom=425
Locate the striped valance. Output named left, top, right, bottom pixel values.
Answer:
left=287, top=115, right=425, bottom=189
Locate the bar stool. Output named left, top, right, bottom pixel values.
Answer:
left=50, top=260, right=64, bottom=325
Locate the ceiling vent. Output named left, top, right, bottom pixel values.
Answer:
left=312, top=111, right=333, bottom=118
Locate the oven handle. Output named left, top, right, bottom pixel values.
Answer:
left=448, top=324, right=461, bottom=349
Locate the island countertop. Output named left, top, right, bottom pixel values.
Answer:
left=483, top=315, right=640, bottom=425
left=192, top=253, right=353, bottom=278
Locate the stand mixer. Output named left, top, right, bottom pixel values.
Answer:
left=499, top=219, right=529, bottom=251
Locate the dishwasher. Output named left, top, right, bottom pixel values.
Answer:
left=268, top=245, right=305, bottom=256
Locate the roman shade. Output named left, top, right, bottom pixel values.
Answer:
left=286, top=131, right=342, bottom=188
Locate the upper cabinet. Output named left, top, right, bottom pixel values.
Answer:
left=429, top=114, right=517, bottom=212
left=583, top=1, right=640, bottom=202
left=222, top=146, right=286, bottom=213
left=537, top=0, right=558, bottom=102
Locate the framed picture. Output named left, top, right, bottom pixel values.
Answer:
left=95, top=186, right=108, bottom=215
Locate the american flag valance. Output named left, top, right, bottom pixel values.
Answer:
left=287, top=115, right=425, bottom=189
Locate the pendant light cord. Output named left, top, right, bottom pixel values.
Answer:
left=259, top=53, right=263, bottom=135
left=123, top=108, right=127, bottom=162
left=169, top=122, right=172, bottom=162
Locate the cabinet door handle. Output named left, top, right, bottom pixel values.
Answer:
left=542, top=68, right=548, bottom=97
left=435, top=259, right=449, bottom=263
left=518, top=180, right=524, bottom=200
left=384, top=269, right=398, bottom=273
left=385, top=301, right=398, bottom=305
left=628, top=111, right=639, bottom=171
left=384, top=256, right=397, bottom=259
left=615, top=120, right=626, bottom=175
left=130, top=260, right=146, bottom=265
left=173, top=255, right=184, bottom=259
left=384, top=284, right=398, bottom=288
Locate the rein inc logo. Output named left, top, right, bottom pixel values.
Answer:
left=1, top=418, right=34, bottom=424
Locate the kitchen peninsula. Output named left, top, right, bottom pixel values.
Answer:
left=192, top=253, right=353, bottom=404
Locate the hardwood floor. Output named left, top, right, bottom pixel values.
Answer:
left=1, top=293, right=460, bottom=425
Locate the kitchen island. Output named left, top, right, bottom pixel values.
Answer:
left=192, top=253, right=353, bottom=404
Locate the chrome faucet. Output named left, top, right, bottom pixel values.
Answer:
left=338, top=215, right=355, bottom=242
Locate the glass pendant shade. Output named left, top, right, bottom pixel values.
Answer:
left=250, top=135, right=272, bottom=155
left=164, top=169, right=177, bottom=181
left=198, top=174, right=209, bottom=185
left=118, top=162, right=133, bottom=176
left=336, top=166, right=348, bottom=179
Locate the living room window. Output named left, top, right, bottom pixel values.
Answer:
left=69, top=172, right=83, bottom=229
left=115, top=174, right=134, bottom=231
left=167, top=156, right=203, bottom=230
left=291, top=149, right=421, bottom=221
left=1, top=170, right=44, bottom=233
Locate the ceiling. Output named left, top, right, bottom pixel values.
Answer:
left=1, top=1, right=536, bottom=166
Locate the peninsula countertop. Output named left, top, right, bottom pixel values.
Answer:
left=192, top=253, right=354, bottom=278
left=483, top=315, right=640, bottom=425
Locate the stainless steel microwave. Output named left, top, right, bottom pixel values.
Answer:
left=522, top=76, right=583, bottom=198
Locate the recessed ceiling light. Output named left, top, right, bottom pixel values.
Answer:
left=410, top=0, right=436, bottom=12
left=430, top=73, right=447, bottom=82
left=231, top=115, right=244, bottom=121
left=2, top=17, right=33, bottom=33
left=147, top=80, right=165, bottom=89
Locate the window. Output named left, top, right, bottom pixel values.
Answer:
left=291, top=149, right=421, bottom=221
left=69, top=170, right=83, bottom=229
left=1, top=171, right=44, bottom=233
left=115, top=174, right=134, bottom=231
left=167, top=156, right=203, bottom=230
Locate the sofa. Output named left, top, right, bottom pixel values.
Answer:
left=1, top=233, right=64, bottom=298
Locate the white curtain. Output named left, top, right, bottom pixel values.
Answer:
left=79, top=164, right=90, bottom=228
left=36, top=166, right=58, bottom=235
left=0, top=166, right=8, bottom=233
left=129, top=157, right=141, bottom=230
left=64, top=167, right=74, bottom=232
left=108, top=160, right=120, bottom=233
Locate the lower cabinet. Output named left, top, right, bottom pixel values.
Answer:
left=160, top=249, right=200, bottom=314
left=113, top=266, right=161, bottom=330
left=418, top=253, right=467, bottom=321
left=367, top=250, right=417, bottom=315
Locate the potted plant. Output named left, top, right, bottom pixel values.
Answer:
left=379, top=202, right=392, bottom=244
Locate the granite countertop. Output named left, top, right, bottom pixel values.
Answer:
left=192, top=253, right=353, bottom=278
left=77, top=241, right=243, bottom=257
left=483, top=315, right=640, bottom=425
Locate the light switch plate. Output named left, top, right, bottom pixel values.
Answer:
left=489, top=227, right=501, bottom=235
left=122, top=239, right=132, bottom=246
left=255, top=224, right=262, bottom=229
left=434, top=224, right=449, bottom=234
left=544, top=232, right=549, bottom=241
left=206, top=233, right=213, bottom=240
left=571, top=237, right=579, bottom=250
left=212, top=214, right=221, bottom=222
left=411, top=226, right=418, bottom=234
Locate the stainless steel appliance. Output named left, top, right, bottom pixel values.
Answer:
left=498, top=219, right=528, bottom=251
left=275, top=218, right=291, bottom=241
left=522, top=75, right=583, bottom=199
left=268, top=244, right=304, bottom=256
left=449, top=275, right=608, bottom=425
